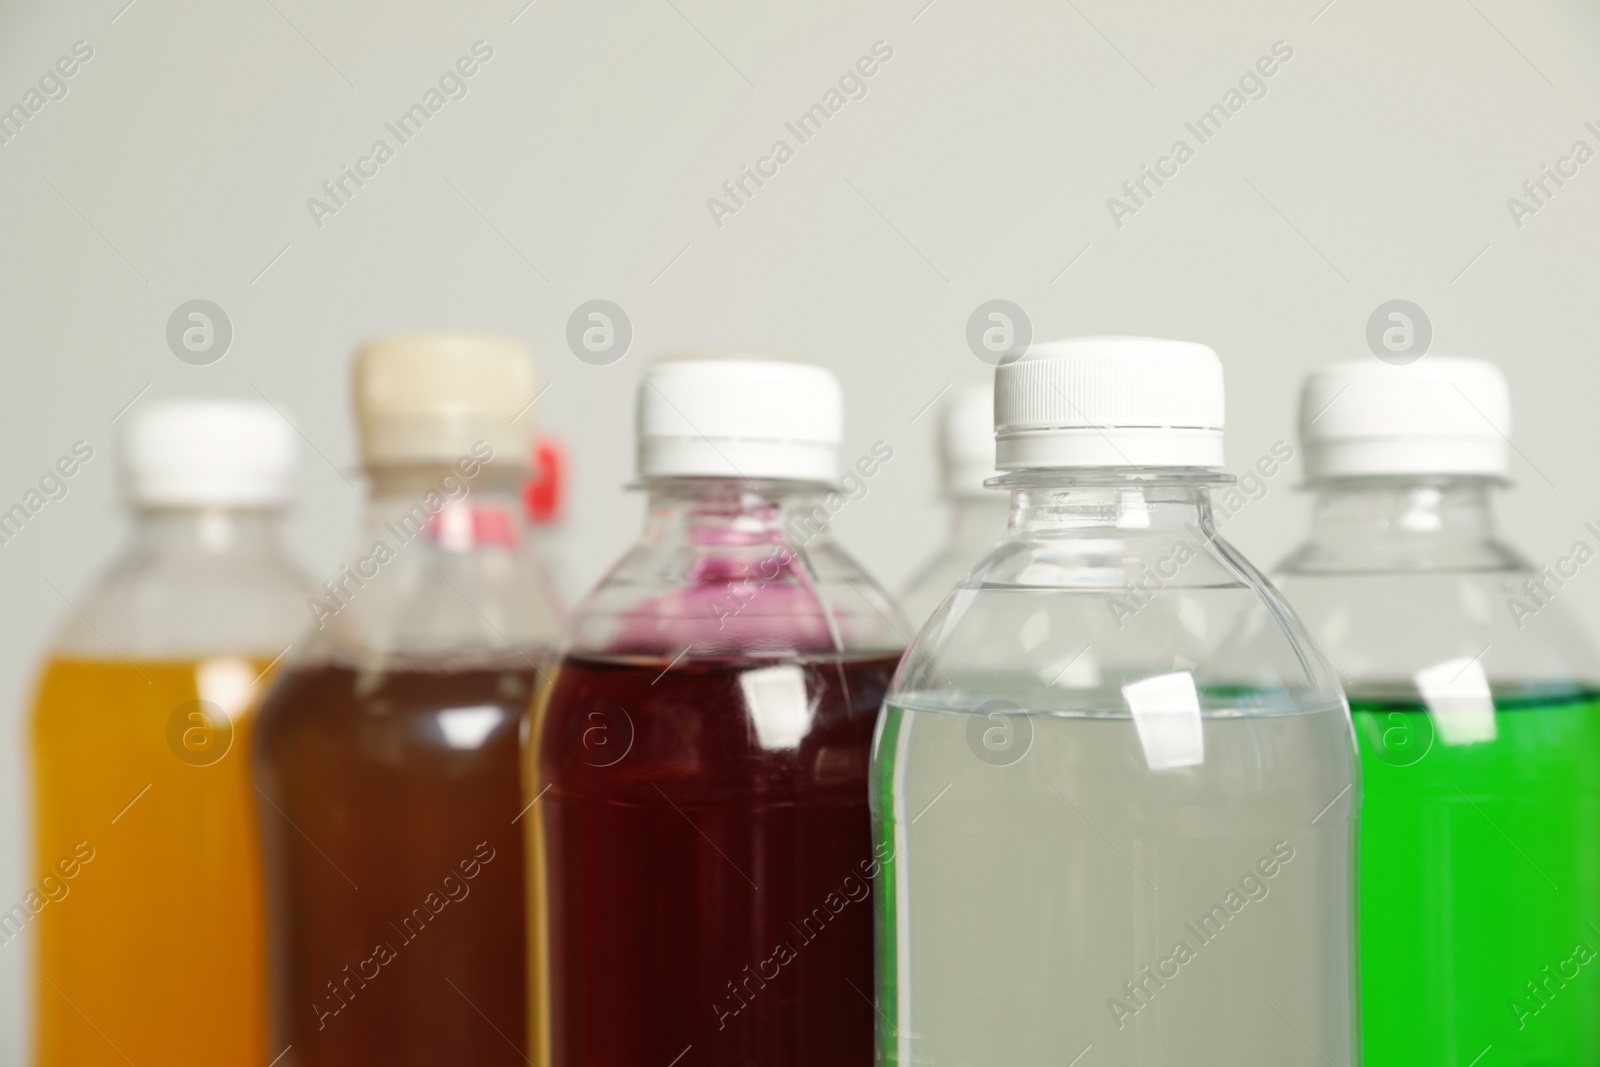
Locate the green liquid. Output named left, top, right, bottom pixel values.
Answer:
left=1353, top=691, right=1600, bottom=1066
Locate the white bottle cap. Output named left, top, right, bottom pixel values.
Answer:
left=124, top=399, right=295, bottom=507
left=355, top=335, right=537, bottom=466
left=941, top=383, right=999, bottom=496
left=637, top=353, right=841, bottom=483
left=1300, top=357, right=1510, bottom=479
left=995, top=336, right=1225, bottom=469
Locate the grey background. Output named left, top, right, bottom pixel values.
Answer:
left=3, top=0, right=1600, bottom=1058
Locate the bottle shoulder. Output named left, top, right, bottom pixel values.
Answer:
left=294, top=542, right=566, bottom=664
left=567, top=533, right=905, bottom=659
left=50, top=544, right=315, bottom=659
left=1275, top=562, right=1600, bottom=697
left=893, top=529, right=1343, bottom=718
left=1277, top=533, right=1530, bottom=576
left=899, top=546, right=977, bottom=632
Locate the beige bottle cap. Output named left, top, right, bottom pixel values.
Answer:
left=353, top=335, right=538, bottom=466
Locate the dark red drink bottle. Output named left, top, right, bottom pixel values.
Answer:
left=253, top=336, right=564, bottom=1066
left=530, top=354, right=905, bottom=1067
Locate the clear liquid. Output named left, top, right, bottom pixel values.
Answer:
left=872, top=697, right=1357, bottom=1067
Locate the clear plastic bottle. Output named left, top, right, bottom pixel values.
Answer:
left=900, top=383, right=1008, bottom=627
left=530, top=353, right=905, bottom=1067
left=1276, top=357, right=1600, bottom=1067
left=29, top=400, right=310, bottom=1067
left=875, top=338, right=1357, bottom=1067
left=252, top=336, right=564, bottom=1066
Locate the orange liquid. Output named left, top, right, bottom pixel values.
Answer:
left=29, top=656, right=274, bottom=1067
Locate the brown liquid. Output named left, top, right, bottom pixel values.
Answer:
left=252, top=659, right=538, bottom=1066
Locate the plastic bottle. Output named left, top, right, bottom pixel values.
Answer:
left=530, top=353, right=905, bottom=1067
left=899, top=383, right=1007, bottom=626
left=874, top=337, right=1356, bottom=1067
left=252, top=336, right=564, bottom=1066
left=1276, top=357, right=1600, bottom=1067
left=29, top=400, right=309, bottom=1066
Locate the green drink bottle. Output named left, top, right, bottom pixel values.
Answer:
left=1277, top=357, right=1600, bottom=1066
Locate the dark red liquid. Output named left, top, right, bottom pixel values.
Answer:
left=534, top=651, right=900, bottom=1067
left=252, top=660, right=538, bottom=1066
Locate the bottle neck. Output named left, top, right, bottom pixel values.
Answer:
left=640, top=477, right=836, bottom=549
left=1312, top=476, right=1497, bottom=543
left=1310, top=475, right=1496, bottom=534
left=362, top=463, right=526, bottom=551
left=1289, top=474, right=1514, bottom=573
left=127, top=505, right=286, bottom=559
left=1000, top=470, right=1224, bottom=537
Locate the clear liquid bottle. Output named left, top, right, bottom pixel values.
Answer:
left=899, top=383, right=1007, bottom=626
left=530, top=353, right=905, bottom=1067
left=252, top=336, right=564, bottom=1066
left=1275, top=357, right=1600, bottom=1067
left=29, top=400, right=310, bottom=1066
left=875, top=337, right=1357, bottom=1067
